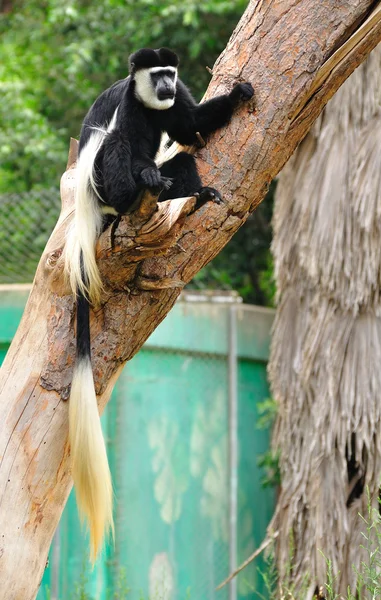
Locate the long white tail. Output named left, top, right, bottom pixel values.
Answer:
left=69, top=355, right=114, bottom=561
left=66, top=108, right=120, bottom=560
left=64, top=130, right=106, bottom=306
left=65, top=106, right=120, bottom=305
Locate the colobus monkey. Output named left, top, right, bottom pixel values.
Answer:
left=64, top=47, right=253, bottom=561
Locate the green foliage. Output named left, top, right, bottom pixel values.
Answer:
left=255, top=536, right=310, bottom=600
left=319, top=553, right=340, bottom=600
left=351, top=489, right=381, bottom=598
left=108, top=568, right=131, bottom=599
left=64, top=565, right=132, bottom=599
left=257, top=448, right=280, bottom=489
left=256, top=551, right=278, bottom=600
left=252, top=489, right=381, bottom=599
left=190, top=185, right=275, bottom=306
left=0, top=0, right=246, bottom=194
left=318, top=489, right=381, bottom=599
left=279, top=533, right=311, bottom=599
left=256, top=397, right=278, bottom=430
left=57, top=495, right=381, bottom=599
left=72, top=561, right=92, bottom=600
left=256, top=397, right=281, bottom=489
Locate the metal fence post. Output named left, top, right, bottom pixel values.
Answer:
left=50, top=526, right=60, bottom=600
left=228, top=304, right=238, bottom=600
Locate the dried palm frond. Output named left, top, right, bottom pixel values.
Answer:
left=268, top=46, right=381, bottom=597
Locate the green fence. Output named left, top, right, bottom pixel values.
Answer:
left=0, top=288, right=275, bottom=600
left=0, top=188, right=60, bottom=283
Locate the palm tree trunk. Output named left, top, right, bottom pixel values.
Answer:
left=269, top=46, right=381, bottom=597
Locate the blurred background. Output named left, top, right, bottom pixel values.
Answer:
left=0, top=1, right=277, bottom=599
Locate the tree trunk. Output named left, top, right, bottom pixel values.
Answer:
left=0, top=1, right=380, bottom=598
left=269, top=44, right=381, bottom=598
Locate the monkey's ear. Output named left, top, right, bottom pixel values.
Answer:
left=158, top=47, right=179, bottom=68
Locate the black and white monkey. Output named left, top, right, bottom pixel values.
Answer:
left=64, top=47, right=253, bottom=560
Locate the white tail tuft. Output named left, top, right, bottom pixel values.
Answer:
left=69, top=358, right=114, bottom=562
left=64, top=130, right=106, bottom=306
left=65, top=107, right=120, bottom=306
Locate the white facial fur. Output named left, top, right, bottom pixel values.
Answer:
left=134, top=66, right=177, bottom=110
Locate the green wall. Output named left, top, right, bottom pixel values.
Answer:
left=0, top=287, right=275, bottom=600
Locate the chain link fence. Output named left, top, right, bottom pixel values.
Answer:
left=0, top=187, right=60, bottom=283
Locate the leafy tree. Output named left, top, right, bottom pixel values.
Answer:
left=191, top=187, right=275, bottom=306
left=0, top=0, right=247, bottom=192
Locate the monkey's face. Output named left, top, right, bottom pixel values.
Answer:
left=134, top=66, right=178, bottom=111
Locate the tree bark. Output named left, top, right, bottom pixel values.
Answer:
left=0, top=1, right=380, bottom=598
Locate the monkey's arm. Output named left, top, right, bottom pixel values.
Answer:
left=131, top=156, right=162, bottom=188
left=129, top=141, right=173, bottom=191
left=166, top=81, right=254, bottom=145
left=193, top=83, right=254, bottom=136
left=95, top=131, right=137, bottom=214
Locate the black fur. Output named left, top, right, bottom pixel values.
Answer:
left=129, top=47, right=179, bottom=72
left=79, top=48, right=254, bottom=215
left=76, top=287, right=91, bottom=361
left=76, top=255, right=91, bottom=362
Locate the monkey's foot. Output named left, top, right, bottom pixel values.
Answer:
left=194, top=187, right=223, bottom=207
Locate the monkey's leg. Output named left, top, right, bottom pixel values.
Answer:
left=159, top=152, right=222, bottom=205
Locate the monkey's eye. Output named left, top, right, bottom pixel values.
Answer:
left=150, top=73, right=161, bottom=85
left=150, top=70, right=176, bottom=85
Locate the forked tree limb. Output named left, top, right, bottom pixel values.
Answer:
left=0, top=1, right=380, bottom=598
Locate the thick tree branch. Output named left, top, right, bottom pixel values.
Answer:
left=1, top=1, right=380, bottom=598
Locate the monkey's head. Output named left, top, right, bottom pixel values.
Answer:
left=129, top=48, right=179, bottom=110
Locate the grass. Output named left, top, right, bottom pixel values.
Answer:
left=251, top=488, right=381, bottom=599
left=41, top=489, right=381, bottom=599
left=318, top=488, right=381, bottom=600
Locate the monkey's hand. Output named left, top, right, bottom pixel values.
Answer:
left=140, top=167, right=163, bottom=189
left=160, top=176, right=173, bottom=191
left=140, top=168, right=173, bottom=192
left=229, top=82, right=254, bottom=107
